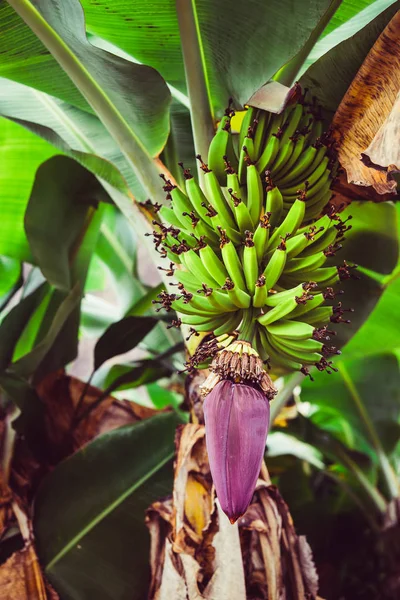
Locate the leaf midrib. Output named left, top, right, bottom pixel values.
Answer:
left=46, top=448, right=174, bottom=570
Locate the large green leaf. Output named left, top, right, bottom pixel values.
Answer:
left=299, top=0, right=398, bottom=76
left=34, top=412, right=180, bottom=600
left=25, top=156, right=102, bottom=290
left=300, top=3, right=400, bottom=112
left=94, top=316, right=158, bottom=371
left=0, top=283, right=49, bottom=371
left=327, top=201, right=399, bottom=348
left=0, top=118, right=57, bottom=261
left=81, top=0, right=333, bottom=113
left=0, top=78, right=142, bottom=197
left=0, top=257, right=22, bottom=309
left=343, top=274, right=400, bottom=359
left=301, top=353, right=400, bottom=461
left=0, top=0, right=170, bottom=157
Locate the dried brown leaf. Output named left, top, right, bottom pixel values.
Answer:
left=332, top=11, right=400, bottom=196
left=0, top=542, right=57, bottom=600
left=247, top=81, right=302, bottom=113
left=362, top=89, right=400, bottom=173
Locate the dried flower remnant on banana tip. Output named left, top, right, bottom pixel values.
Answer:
left=148, top=87, right=357, bottom=520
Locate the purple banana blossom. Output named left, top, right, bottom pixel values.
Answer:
left=204, top=379, right=270, bottom=523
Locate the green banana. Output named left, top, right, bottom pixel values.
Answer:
left=257, top=295, right=299, bottom=326
left=301, top=225, right=338, bottom=257
left=280, top=156, right=330, bottom=196
left=289, top=292, right=325, bottom=318
left=207, top=113, right=238, bottom=185
left=214, top=310, right=243, bottom=336
left=220, top=234, right=247, bottom=292
left=202, top=168, right=237, bottom=230
left=239, top=106, right=257, bottom=151
left=271, top=335, right=322, bottom=365
left=265, top=282, right=307, bottom=307
left=253, top=111, right=269, bottom=159
left=246, top=163, right=263, bottom=224
left=198, top=243, right=229, bottom=286
left=265, top=319, right=315, bottom=340
left=267, top=199, right=306, bottom=249
left=274, top=135, right=306, bottom=181
left=253, top=215, right=271, bottom=262
left=243, top=233, right=259, bottom=293
left=259, top=328, right=303, bottom=371
left=184, top=174, right=214, bottom=226
left=253, top=276, right=267, bottom=308
left=265, top=185, right=283, bottom=228
left=229, top=188, right=254, bottom=233
left=223, top=279, right=252, bottom=308
left=295, top=306, right=333, bottom=327
left=180, top=249, right=220, bottom=288
left=285, top=251, right=326, bottom=273
left=277, top=145, right=317, bottom=186
left=256, top=134, right=280, bottom=173
left=263, top=245, right=287, bottom=290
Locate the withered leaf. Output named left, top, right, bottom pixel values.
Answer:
left=332, top=11, right=400, bottom=196
left=0, top=542, right=57, bottom=600
left=362, top=88, right=400, bottom=174
left=247, top=81, right=301, bottom=113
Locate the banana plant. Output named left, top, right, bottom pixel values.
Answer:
left=0, top=1, right=399, bottom=599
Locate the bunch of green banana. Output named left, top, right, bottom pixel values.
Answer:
left=150, top=91, right=356, bottom=377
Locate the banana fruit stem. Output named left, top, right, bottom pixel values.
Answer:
left=237, top=307, right=257, bottom=343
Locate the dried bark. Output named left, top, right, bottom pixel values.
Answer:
left=331, top=11, right=400, bottom=196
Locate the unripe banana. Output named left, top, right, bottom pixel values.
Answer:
left=264, top=282, right=307, bottom=307
left=257, top=295, right=299, bottom=326
left=271, top=335, right=322, bottom=365
left=277, top=145, right=317, bottom=186
left=239, top=106, right=257, bottom=151
left=274, top=135, right=306, bottom=181
left=267, top=199, right=305, bottom=250
left=201, top=165, right=238, bottom=231
left=253, top=215, right=271, bottom=262
left=220, top=232, right=247, bottom=292
left=222, top=279, right=251, bottom=308
left=198, top=243, right=229, bottom=286
left=289, top=292, right=325, bottom=318
left=285, top=251, right=327, bottom=273
left=263, top=244, right=287, bottom=290
left=253, top=276, right=267, bottom=308
left=180, top=249, right=220, bottom=287
left=242, top=232, right=259, bottom=293
left=259, top=327, right=303, bottom=371
left=295, top=306, right=334, bottom=327
left=256, top=134, right=280, bottom=174
left=265, top=185, right=283, bottom=228
left=246, top=163, right=263, bottom=224
left=253, top=111, right=269, bottom=159
left=228, top=188, right=254, bottom=233
left=265, top=319, right=315, bottom=340
left=184, top=173, right=214, bottom=226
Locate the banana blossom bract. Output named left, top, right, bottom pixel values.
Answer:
left=204, top=379, right=270, bottom=523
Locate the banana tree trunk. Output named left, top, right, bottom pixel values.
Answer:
left=146, top=371, right=321, bottom=600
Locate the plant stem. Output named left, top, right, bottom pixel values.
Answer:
left=175, top=0, right=215, bottom=180
left=273, top=0, right=342, bottom=87
left=236, top=308, right=253, bottom=343
left=338, top=361, right=400, bottom=501
left=270, top=371, right=305, bottom=422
